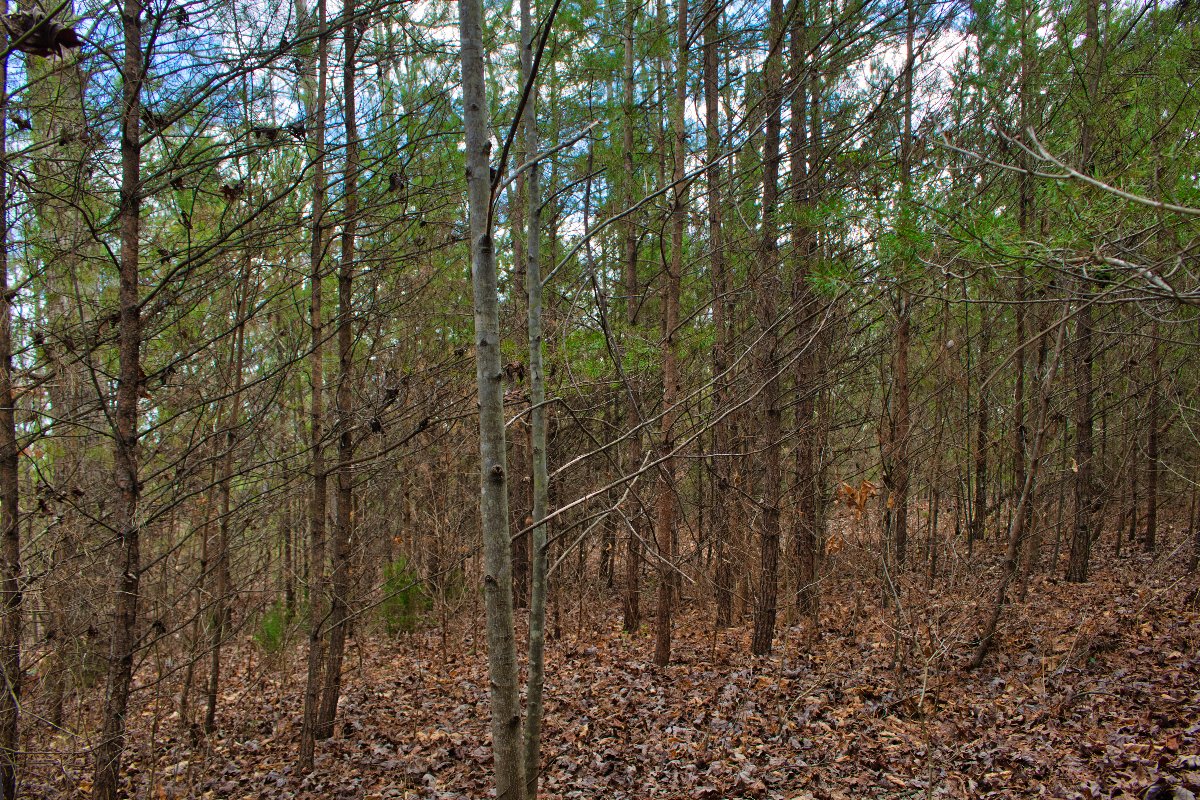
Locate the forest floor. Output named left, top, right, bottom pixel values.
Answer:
left=22, top=535, right=1200, bottom=800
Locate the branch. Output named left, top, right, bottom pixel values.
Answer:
left=1025, top=127, right=1200, bottom=218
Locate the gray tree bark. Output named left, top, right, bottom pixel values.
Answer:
left=459, top=0, right=525, bottom=792
left=520, top=0, right=549, bottom=788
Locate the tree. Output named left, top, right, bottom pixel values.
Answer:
left=300, top=0, right=332, bottom=766
left=1066, top=0, right=1102, bottom=584
left=459, top=0, right=524, bottom=793
left=750, top=0, right=785, bottom=658
left=315, top=0, right=361, bottom=739
left=93, top=0, right=145, bottom=791
left=0, top=15, right=20, bottom=796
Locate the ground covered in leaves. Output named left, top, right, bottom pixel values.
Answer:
left=23, top=542, right=1200, bottom=799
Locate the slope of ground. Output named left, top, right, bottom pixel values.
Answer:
left=21, top=543, right=1200, bottom=800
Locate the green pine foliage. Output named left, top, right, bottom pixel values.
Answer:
left=379, top=557, right=432, bottom=636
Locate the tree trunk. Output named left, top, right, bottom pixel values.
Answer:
left=620, top=0, right=642, bottom=636
left=1188, top=479, right=1198, bottom=573
left=1144, top=325, right=1160, bottom=553
left=521, top=0, right=550, bottom=789
left=653, top=0, right=689, bottom=668
left=317, top=5, right=360, bottom=739
left=1016, top=282, right=1044, bottom=603
left=750, top=0, right=784, bottom=657
left=704, top=0, right=733, bottom=630
left=283, top=501, right=296, bottom=615
left=1013, top=8, right=1036, bottom=599
left=1066, top=297, right=1094, bottom=583
left=0, top=30, right=20, bottom=799
left=26, top=16, right=101, bottom=737
left=1066, top=0, right=1101, bottom=583
left=790, top=0, right=820, bottom=624
left=299, top=0, right=330, bottom=768
left=459, top=0, right=525, bottom=791
left=204, top=263, right=251, bottom=734
left=885, top=0, right=916, bottom=570
left=971, top=327, right=990, bottom=545
left=94, top=0, right=144, bottom=792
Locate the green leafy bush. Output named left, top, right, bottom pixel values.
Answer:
left=380, top=557, right=431, bottom=635
left=253, top=600, right=292, bottom=655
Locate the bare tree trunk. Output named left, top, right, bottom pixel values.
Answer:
left=620, top=0, right=642, bottom=637
left=459, top=0, right=525, bottom=791
left=1066, top=297, right=1094, bottom=583
left=1144, top=325, right=1160, bottom=553
left=204, top=264, right=251, bottom=734
left=180, top=464, right=218, bottom=738
left=703, top=0, right=733, bottom=631
left=750, top=0, right=784, bottom=657
left=94, top=0, right=144, bottom=792
left=1013, top=9, right=1036, bottom=599
left=316, top=3, right=360, bottom=740
left=283, top=502, right=296, bottom=615
left=1016, top=287, right=1045, bottom=603
left=971, top=327, right=990, bottom=545
left=299, top=0, right=330, bottom=768
left=1066, top=0, right=1100, bottom=584
left=885, top=0, right=916, bottom=569
left=509, top=26, right=531, bottom=613
left=1188, top=479, right=1198, bottom=573
left=520, top=0, right=549, bottom=784
left=0, top=31, right=20, bottom=799
left=790, top=0, right=820, bottom=623
left=652, top=0, right=688, bottom=669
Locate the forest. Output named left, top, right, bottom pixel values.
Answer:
left=0, top=0, right=1197, bottom=796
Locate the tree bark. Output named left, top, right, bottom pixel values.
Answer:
left=1144, top=325, right=1159, bottom=553
left=299, top=0, right=331, bottom=768
left=750, top=0, right=784, bottom=657
left=1066, top=296, right=1095, bottom=583
left=885, top=0, right=916, bottom=570
left=652, top=0, right=688, bottom=669
left=317, top=3, right=360, bottom=739
left=1066, top=0, right=1101, bottom=584
left=704, top=0, right=733, bottom=631
left=94, top=0, right=144, bottom=792
left=1014, top=5, right=1036, bottom=600
left=0, top=26, right=21, bottom=799
left=204, top=263, right=251, bottom=734
left=459, top=0, right=525, bottom=791
left=971, top=327, right=990, bottom=545
left=1188, top=478, right=1198, bottom=573
left=790, top=0, right=820, bottom=623
left=620, top=0, right=643, bottom=636
left=520, top=0, right=550, bottom=789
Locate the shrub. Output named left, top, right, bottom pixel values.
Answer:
left=380, top=557, right=431, bottom=635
